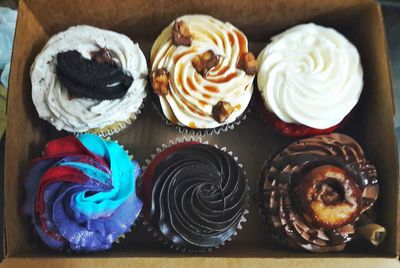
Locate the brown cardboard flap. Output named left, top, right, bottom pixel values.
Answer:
left=24, top=0, right=371, bottom=39
left=3, top=0, right=399, bottom=265
left=4, top=0, right=49, bottom=257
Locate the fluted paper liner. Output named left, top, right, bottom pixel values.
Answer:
left=151, top=92, right=252, bottom=136
left=84, top=101, right=146, bottom=138
left=139, top=137, right=250, bottom=252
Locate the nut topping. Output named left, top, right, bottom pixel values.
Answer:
left=151, top=68, right=170, bottom=96
left=192, top=50, right=219, bottom=76
left=90, top=47, right=114, bottom=65
left=237, top=52, right=258, bottom=75
left=172, top=20, right=192, bottom=46
left=212, top=100, right=234, bottom=123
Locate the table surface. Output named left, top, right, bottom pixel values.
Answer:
left=0, top=0, right=399, bottom=262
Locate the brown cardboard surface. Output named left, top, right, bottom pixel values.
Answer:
left=3, top=0, right=399, bottom=266
left=1, top=257, right=400, bottom=268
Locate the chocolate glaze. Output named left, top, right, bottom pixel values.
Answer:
left=143, top=143, right=249, bottom=251
left=57, top=50, right=133, bottom=100
left=258, top=133, right=379, bottom=253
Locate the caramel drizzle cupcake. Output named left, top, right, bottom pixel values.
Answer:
left=258, top=133, right=384, bottom=253
left=150, top=15, right=257, bottom=129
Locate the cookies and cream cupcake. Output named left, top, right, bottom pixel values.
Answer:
left=258, top=134, right=385, bottom=253
left=150, top=15, right=257, bottom=134
left=31, top=25, right=147, bottom=136
left=23, top=134, right=142, bottom=252
left=257, top=23, right=363, bottom=137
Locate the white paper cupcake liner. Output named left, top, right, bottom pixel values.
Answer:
left=138, top=137, right=250, bottom=253
left=151, top=92, right=252, bottom=136
left=79, top=101, right=146, bottom=138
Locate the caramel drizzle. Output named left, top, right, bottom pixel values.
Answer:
left=204, top=85, right=220, bottom=93
left=206, top=72, right=237, bottom=83
left=173, top=48, right=197, bottom=63
left=234, top=30, right=247, bottom=56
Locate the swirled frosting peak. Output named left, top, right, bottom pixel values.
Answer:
left=142, top=142, right=249, bottom=251
left=151, top=15, right=255, bottom=129
left=259, top=133, right=379, bottom=253
left=23, top=134, right=142, bottom=252
left=31, top=25, right=147, bottom=133
left=257, top=23, right=363, bottom=129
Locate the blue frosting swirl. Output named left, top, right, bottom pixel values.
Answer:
left=23, top=134, right=142, bottom=252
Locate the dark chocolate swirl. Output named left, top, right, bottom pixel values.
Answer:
left=57, top=50, right=133, bottom=100
left=142, top=142, right=249, bottom=251
left=258, top=133, right=379, bottom=253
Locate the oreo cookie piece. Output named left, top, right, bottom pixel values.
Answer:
left=56, top=50, right=133, bottom=100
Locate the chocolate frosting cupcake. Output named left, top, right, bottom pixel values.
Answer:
left=258, top=133, right=383, bottom=253
left=141, top=142, right=249, bottom=252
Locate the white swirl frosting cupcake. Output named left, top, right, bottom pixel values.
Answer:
left=31, top=25, right=147, bottom=136
left=150, top=15, right=257, bottom=132
left=257, top=23, right=363, bottom=135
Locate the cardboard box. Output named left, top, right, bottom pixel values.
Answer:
left=2, top=0, right=399, bottom=267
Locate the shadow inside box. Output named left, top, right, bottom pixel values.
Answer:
left=5, top=106, right=394, bottom=259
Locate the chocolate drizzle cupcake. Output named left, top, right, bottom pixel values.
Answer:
left=258, top=133, right=385, bottom=253
left=141, top=139, right=249, bottom=252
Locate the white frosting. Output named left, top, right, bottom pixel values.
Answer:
left=257, top=23, right=363, bottom=129
left=150, top=15, right=254, bottom=129
left=31, top=25, right=147, bottom=133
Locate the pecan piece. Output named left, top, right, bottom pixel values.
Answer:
left=192, top=50, right=219, bottom=76
left=90, top=47, right=114, bottom=65
left=212, top=100, right=234, bottom=123
left=237, top=52, right=258, bottom=75
left=172, top=20, right=192, bottom=46
left=151, top=68, right=170, bottom=96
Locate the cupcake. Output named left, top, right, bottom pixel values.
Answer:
left=140, top=139, right=249, bottom=252
left=23, top=134, right=142, bottom=252
left=31, top=25, right=147, bottom=136
left=258, top=133, right=386, bottom=253
left=150, top=15, right=257, bottom=134
left=257, top=23, right=363, bottom=137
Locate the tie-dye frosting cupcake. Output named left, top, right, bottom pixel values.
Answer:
left=23, top=134, right=142, bottom=252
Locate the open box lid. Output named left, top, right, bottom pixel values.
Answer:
left=1, top=0, right=399, bottom=267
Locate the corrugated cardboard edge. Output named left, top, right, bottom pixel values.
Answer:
left=0, top=257, right=399, bottom=268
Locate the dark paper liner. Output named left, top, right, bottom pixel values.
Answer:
left=138, top=137, right=250, bottom=252
left=150, top=91, right=252, bottom=136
